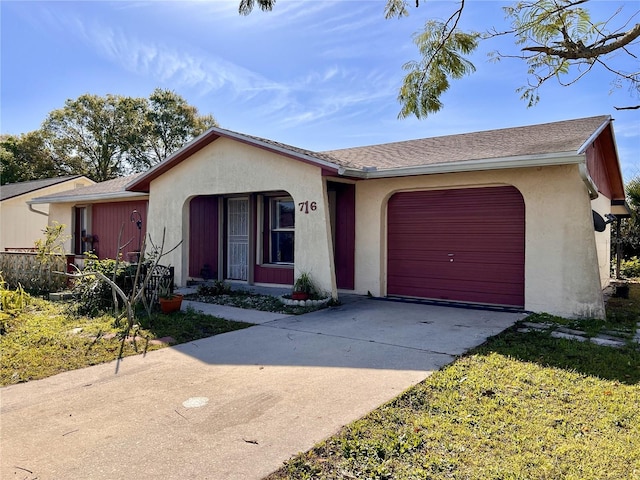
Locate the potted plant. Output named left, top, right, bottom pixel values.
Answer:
left=291, top=272, right=316, bottom=301
left=157, top=278, right=183, bottom=313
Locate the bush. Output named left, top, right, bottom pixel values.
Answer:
left=620, top=256, right=640, bottom=278
left=72, top=256, right=138, bottom=316
left=197, top=280, right=232, bottom=296
left=0, top=274, right=31, bottom=335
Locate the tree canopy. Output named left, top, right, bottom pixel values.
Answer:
left=0, top=131, right=67, bottom=185
left=1, top=89, right=217, bottom=185
left=619, top=175, right=640, bottom=259
left=239, top=0, right=640, bottom=118
left=130, top=89, right=218, bottom=171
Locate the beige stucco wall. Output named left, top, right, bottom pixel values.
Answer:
left=146, top=138, right=337, bottom=297
left=0, top=178, right=93, bottom=252
left=353, top=163, right=606, bottom=319
left=46, top=202, right=76, bottom=253
left=591, top=194, right=613, bottom=288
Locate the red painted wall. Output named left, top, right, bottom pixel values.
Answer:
left=586, top=135, right=613, bottom=199
left=189, top=196, right=219, bottom=279
left=332, top=183, right=355, bottom=290
left=254, top=265, right=294, bottom=284
left=91, top=201, right=148, bottom=260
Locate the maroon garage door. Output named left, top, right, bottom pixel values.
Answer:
left=387, top=186, right=525, bottom=307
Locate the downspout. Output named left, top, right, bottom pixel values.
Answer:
left=28, top=204, right=49, bottom=216
left=578, top=163, right=599, bottom=200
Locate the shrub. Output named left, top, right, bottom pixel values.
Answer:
left=197, top=280, right=232, bottom=297
left=72, top=255, right=138, bottom=316
left=620, top=256, right=640, bottom=278
left=0, top=273, right=31, bottom=335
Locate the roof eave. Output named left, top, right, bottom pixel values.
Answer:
left=339, top=151, right=586, bottom=179
left=126, top=127, right=344, bottom=193
left=29, top=191, right=148, bottom=205
left=0, top=175, right=88, bottom=202
left=577, top=115, right=612, bottom=154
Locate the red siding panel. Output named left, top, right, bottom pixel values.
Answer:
left=254, top=265, right=294, bottom=285
left=586, top=141, right=613, bottom=199
left=387, top=186, right=525, bottom=307
left=92, top=201, right=148, bottom=260
left=333, top=183, right=355, bottom=290
left=189, top=196, right=219, bottom=278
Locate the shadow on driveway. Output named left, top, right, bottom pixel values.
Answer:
left=1, top=297, right=524, bottom=480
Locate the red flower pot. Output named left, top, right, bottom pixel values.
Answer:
left=159, top=294, right=183, bottom=313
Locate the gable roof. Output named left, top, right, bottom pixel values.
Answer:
left=0, top=176, right=86, bottom=201
left=126, top=128, right=350, bottom=192
left=29, top=173, right=147, bottom=204
left=126, top=115, right=618, bottom=194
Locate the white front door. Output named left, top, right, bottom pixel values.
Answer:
left=227, top=198, right=249, bottom=280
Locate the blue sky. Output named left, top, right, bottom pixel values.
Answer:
left=1, top=0, right=638, bottom=180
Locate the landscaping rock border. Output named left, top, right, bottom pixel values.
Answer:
left=517, top=321, right=635, bottom=349
left=279, top=296, right=331, bottom=308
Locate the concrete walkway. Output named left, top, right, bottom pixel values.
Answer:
left=1, top=297, right=524, bottom=480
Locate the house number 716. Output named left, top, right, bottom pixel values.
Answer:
left=298, top=201, right=317, bottom=214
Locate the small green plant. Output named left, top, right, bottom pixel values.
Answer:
left=158, top=278, right=175, bottom=299
left=293, top=272, right=316, bottom=296
left=197, top=280, right=232, bottom=296
left=35, top=221, right=70, bottom=265
left=0, top=273, right=31, bottom=335
left=620, top=256, right=640, bottom=278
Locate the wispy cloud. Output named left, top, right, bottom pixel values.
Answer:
left=46, top=7, right=401, bottom=133
left=60, top=13, right=278, bottom=100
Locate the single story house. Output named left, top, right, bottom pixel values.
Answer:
left=29, top=174, right=149, bottom=262
left=0, top=175, right=94, bottom=252
left=35, top=115, right=628, bottom=319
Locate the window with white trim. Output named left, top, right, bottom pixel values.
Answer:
left=270, top=197, right=294, bottom=263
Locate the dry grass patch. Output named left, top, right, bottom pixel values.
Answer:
left=0, top=298, right=251, bottom=386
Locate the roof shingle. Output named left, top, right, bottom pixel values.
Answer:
left=322, top=116, right=610, bottom=170
left=0, top=176, right=84, bottom=201
left=30, top=174, right=145, bottom=203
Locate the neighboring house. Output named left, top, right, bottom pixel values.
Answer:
left=0, top=176, right=94, bottom=252
left=29, top=174, right=149, bottom=262
left=37, top=116, right=628, bottom=319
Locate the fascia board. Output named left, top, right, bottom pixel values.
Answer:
left=339, top=151, right=585, bottom=179
left=126, top=128, right=344, bottom=192
left=577, top=116, right=611, bottom=154
left=28, top=191, right=148, bottom=205
left=218, top=129, right=343, bottom=172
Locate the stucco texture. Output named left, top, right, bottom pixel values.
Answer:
left=353, top=163, right=605, bottom=319
left=146, top=138, right=337, bottom=297
left=0, top=178, right=93, bottom=251
left=137, top=137, right=608, bottom=319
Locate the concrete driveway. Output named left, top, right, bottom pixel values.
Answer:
left=1, top=297, right=524, bottom=480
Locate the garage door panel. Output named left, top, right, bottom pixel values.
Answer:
left=387, top=186, right=525, bottom=307
left=388, top=261, right=524, bottom=285
left=388, top=244, right=524, bottom=259
left=389, top=285, right=524, bottom=306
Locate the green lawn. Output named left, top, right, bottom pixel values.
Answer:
left=265, top=285, right=640, bottom=480
left=0, top=298, right=252, bottom=386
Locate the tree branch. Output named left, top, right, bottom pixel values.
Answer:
left=523, top=23, right=640, bottom=59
